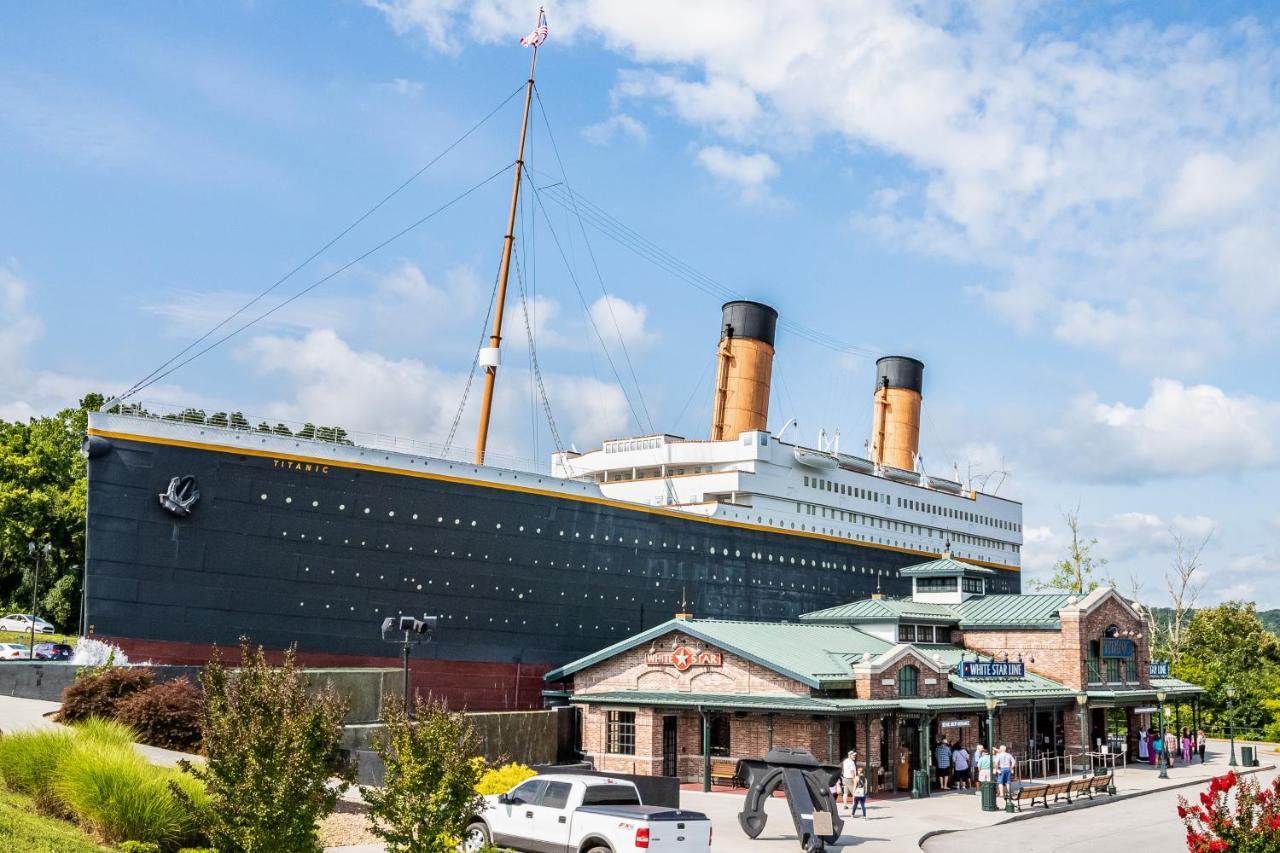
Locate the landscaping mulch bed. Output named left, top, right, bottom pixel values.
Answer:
left=320, top=798, right=381, bottom=848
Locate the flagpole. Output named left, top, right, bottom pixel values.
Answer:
left=473, top=11, right=543, bottom=465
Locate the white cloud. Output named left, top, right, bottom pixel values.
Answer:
left=1050, top=298, right=1226, bottom=373
left=1092, top=512, right=1217, bottom=562
left=582, top=113, right=648, bottom=146
left=0, top=263, right=191, bottom=420
left=695, top=146, right=779, bottom=201
left=383, top=78, right=425, bottom=96
left=364, top=1, right=1280, bottom=369
left=589, top=295, right=654, bottom=349
left=1043, top=379, right=1280, bottom=482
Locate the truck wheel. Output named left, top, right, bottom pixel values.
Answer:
left=462, top=820, right=490, bottom=851
left=585, top=847, right=612, bottom=853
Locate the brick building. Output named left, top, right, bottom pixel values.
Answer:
left=545, top=554, right=1203, bottom=792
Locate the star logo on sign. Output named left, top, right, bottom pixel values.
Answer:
left=672, top=647, right=694, bottom=671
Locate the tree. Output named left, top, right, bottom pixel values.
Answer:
left=1174, top=602, right=1280, bottom=739
left=186, top=639, right=352, bottom=853
left=1154, top=528, right=1211, bottom=665
left=361, top=697, right=485, bottom=853
left=1034, top=505, right=1107, bottom=595
left=0, top=393, right=100, bottom=632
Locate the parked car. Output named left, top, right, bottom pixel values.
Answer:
left=465, top=774, right=711, bottom=853
left=34, top=642, right=73, bottom=661
left=0, top=643, right=31, bottom=660
left=0, top=614, right=54, bottom=634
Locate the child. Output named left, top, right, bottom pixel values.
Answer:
left=852, top=765, right=868, bottom=819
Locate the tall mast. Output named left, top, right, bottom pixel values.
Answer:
left=474, top=9, right=544, bottom=465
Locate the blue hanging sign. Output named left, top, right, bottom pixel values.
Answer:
left=1148, top=660, right=1170, bottom=678
left=1101, top=638, right=1134, bottom=658
left=960, top=660, right=1025, bottom=679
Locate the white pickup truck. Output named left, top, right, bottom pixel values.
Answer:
left=464, top=773, right=711, bottom=853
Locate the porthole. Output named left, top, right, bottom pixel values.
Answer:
left=260, top=494, right=268, bottom=500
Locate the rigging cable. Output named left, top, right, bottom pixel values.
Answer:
left=126, top=163, right=517, bottom=399
left=513, top=243, right=565, bottom=453
left=533, top=178, right=881, bottom=360
left=532, top=86, right=656, bottom=433
left=118, top=83, right=527, bottom=404
left=523, top=171, right=648, bottom=434
left=442, top=265, right=501, bottom=457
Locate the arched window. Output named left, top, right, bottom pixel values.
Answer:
left=898, top=665, right=919, bottom=698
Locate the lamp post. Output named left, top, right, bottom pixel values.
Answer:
left=1156, top=690, right=1168, bottom=779
left=26, top=542, right=51, bottom=660
left=1226, top=685, right=1237, bottom=768
left=982, top=697, right=998, bottom=811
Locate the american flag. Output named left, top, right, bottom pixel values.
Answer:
left=520, top=9, right=548, bottom=47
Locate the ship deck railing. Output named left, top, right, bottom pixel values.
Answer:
left=99, top=401, right=595, bottom=482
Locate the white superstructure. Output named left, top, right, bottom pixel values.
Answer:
left=553, top=429, right=1022, bottom=570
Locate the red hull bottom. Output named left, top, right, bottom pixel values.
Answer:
left=100, top=636, right=550, bottom=712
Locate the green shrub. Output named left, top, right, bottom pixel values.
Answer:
left=52, top=738, right=193, bottom=847
left=176, top=848, right=219, bottom=853
left=118, top=842, right=161, bottom=853
left=74, top=717, right=137, bottom=748
left=475, top=761, right=536, bottom=796
left=0, top=728, right=74, bottom=797
left=116, top=678, right=203, bottom=752
left=58, top=667, right=154, bottom=723
left=186, top=639, right=351, bottom=853
left=361, top=697, right=484, bottom=852
left=0, top=788, right=111, bottom=852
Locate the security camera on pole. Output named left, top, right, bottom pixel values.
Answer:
left=381, top=615, right=438, bottom=717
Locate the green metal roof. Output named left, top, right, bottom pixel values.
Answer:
left=800, top=597, right=959, bottom=624
left=571, top=691, right=990, bottom=715
left=544, top=618, right=892, bottom=688
left=899, top=556, right=996, bottom=577
left=956, top=594, right=1072, bottom=629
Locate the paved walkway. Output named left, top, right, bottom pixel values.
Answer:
left=924, top=766, right=1280, bottom=853
left=4, top=695, right=1271, bottom=852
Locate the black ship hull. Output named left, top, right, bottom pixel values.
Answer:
left=85, top=428, right=1019, bottom=708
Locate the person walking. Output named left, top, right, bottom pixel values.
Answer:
left=851, top=765, right=868, bottom=819
left=1147, top=728, right=1157, bottom=766
left=934, top=739, right=953, bottom=790
left=994, top=745, right=1015, bottom=799
left=975, top=744, right=992, bottom=794
left=952, top=742, right=971, bottom=791
left=1181, top=729, right=1193, bottom=764
left=1138, top=725, right=1149, bottom=762
left=1197, top=729, right=1207, bottom=763
left=841, top=750, right=857, bottom=810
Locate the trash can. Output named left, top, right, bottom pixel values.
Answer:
left=911, top=769, right=931, bottom=799
left=1242, top=746, right=1255, bottom=767
left=980, top=781, right=998, bottom=812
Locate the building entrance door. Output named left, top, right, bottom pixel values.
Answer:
left=661, top=716, right=678, bottom=778
left=1033, top=709, right=1058, bottom=755
left=896, top=720, right=919, bottom=790
left=838, top=720, right=858, bottom=762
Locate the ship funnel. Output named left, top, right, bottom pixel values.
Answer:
left=710, top=301, right=778, bottom=440
left=870, top=356, right=923, bottom=471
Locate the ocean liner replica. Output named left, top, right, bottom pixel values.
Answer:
left=82, top=15, right=1022, bottom=710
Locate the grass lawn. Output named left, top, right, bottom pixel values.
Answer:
left=0, top=630, right=77, bottom=648
left=0, top=789, right=111, bottom=852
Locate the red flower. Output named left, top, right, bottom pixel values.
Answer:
left=1208, top=841, right=1228, bottom=852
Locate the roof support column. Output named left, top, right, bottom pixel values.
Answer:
left=863, top=714, right=872, bottom=792
left=700, top=708, right=711, bottom=793
left=827, top=717, right=835, bottom=764
left=767, top=713, right=774, bottom=750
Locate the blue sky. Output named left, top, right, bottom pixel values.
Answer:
left=3, top=2, right=1278, bottom=606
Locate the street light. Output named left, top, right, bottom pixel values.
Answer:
left=381, top=615, right=437, bottom=717
left=26, top=542, right=51, bottom=660
left=1226, top=685, right=1237, bottom=768
left=982, top=696, right=998, bottom=812
left=1156, top=690, right=1168, bottom=779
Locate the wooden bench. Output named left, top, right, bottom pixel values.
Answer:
left=1007, top=784, right=1046, bottom=812
left=1081, top=772, right=1114, bottom=799
left=1042, top=779, right=1076, bottom=807
left=710, top=758, right=740, bottom=787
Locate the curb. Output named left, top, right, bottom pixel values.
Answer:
left=916, top=764, right=1276, bottom=850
